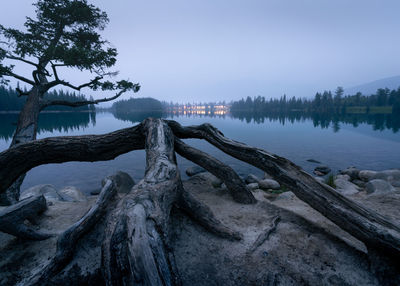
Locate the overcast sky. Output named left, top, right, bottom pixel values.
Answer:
left=2, top=0, right=400, bottom=104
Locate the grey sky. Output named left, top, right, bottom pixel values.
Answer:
left=2, top=0, right=400, bottom=104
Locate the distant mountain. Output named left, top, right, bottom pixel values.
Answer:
left=344, top=76, right=400, bottom=95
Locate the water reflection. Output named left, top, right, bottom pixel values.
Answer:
left=0, top=111, right=96, bottom=140
left=230, top=111, right=400, bottom=133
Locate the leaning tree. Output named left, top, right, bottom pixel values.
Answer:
left=0, top=118, right=399, bottom=285
left=0, top=0, right=140, bottom=205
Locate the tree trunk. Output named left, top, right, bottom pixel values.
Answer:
left=0, top=87, right=41, bottom=205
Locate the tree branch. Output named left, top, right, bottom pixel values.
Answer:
left=5, top=54, right=39, bottom=68
left=5, top=71, right=35, bottom=85
left=40, top=88, right=130, bottom=110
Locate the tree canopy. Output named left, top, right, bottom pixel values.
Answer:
left=0, top=0, right=139, bottom=99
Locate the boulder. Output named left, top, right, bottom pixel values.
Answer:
left=340, top=167, right=360, bottom=180
left=194, top=172, right=223, bottom=188
left=359, top=170, right=377, bottom=182
left=58, top=186, right=87, bottom=202
left=102, top=171, right=135, bottom=194
left=313, top=166, right=331, bottom=176
left=259, top=179, right=280, bottom=190
left=246, top=183, right=259, bottom=190
left=20, top=184, right=62, bottom=201
left=245, top=174, right=259, bottom=184
left=365, top=179, right=396, bottom=195
left=186, top=166, right=206, bottom=177
left=334, top=179, right=360, bottom=195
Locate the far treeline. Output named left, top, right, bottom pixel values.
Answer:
left=231, top=87, right=400, bottom=114
left=0, top=85, right=95, bottom=112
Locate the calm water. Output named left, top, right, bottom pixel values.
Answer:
left=1, top=111, right=400, bottom=194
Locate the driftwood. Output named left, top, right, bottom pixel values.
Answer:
left=0, top=118, right=399, bottom=284
left=0, top=195, right=52, bottom=240
left=22, top=179, right=117, bottom=286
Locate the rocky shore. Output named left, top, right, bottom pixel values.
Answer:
left=1, top=165, right=399, bottom=285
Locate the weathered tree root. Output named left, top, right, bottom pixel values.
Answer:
left=174, top=138, right=256, bottom=204
left=166, top=120, right=400, bottom=259
left=102, top=119, right=238, bottom=285
left=0, top=118, right=399, bottom=284
left=248, top=215, right=280, bottom=253
left=0, top=195, right=52, bottom=240
left=21, top=178, right=117, bottom=286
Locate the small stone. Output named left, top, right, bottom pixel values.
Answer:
left=90, top=189, right=101, bottom=195
left=20, top=184, right=62, bottom=201
left=263, top=172, right=273, bottom=179
left=259, top=179, right=280, bottom=190
left=313, top=170, right=325, bottom=177
left=247, top=183, right=259, bottom=190
left=58, top=186, right=87, bottom=202
left=314, top=166, right=331, bottom=175
left=365, top=179, right=396, bottom=195
left=359, top=170, right=377, bottom=182
left=185, top=166, right=206, bottom=177
left=194, top=172, right=223, bottom=188
left=352, top=179, right=366, bottom=188
left=307, top=159, right=321, bottom=164
left=340, top=167, right=360, bottom=180
left=245, top=174, right=259, bottom=184
left=313, top=176, right=325, bottom=184
left=334, top=179, right=360, bottom=195
left=276, top=191, right=295, bottom=201
left=335, top=174, right=350, bottom=181
left=102, top=171, right=135, bottom=194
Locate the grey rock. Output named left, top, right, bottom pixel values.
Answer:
left=263, top=172, right=273, bottom=179
left=335, top=174, right=350, bottom=181
left=359, top=170, right=377, bottom=182
left=259, top=179, right=280, bottom=190
left=246, top=183, right=259, bottom=190
left=20, top=184, right=62, bottom=201
left=186, top=166, right=206, bottom=177
left=391, top=180, right=400, bottom=188
left=340, top=167, right=360, bottom=180
left=313, top=166, right=331, bottom=175
left=276, top=191, right=296, bottom=201
left=102, top=171, right=135, bottom=194
left=313, top=176, right=325, bottom=184
left=365, top=179, right=396, bottom=195
left=334, top=179, right=360, bottom=195
left=245, top=174, right=259, bottom=184
left=352, top=179, right=366, bottom=188
left=58, top=186, right=87, bottom=202
left=90, top=189, right=101, bottom=195
left=306, top=159, right=321, bottom=164
left=195, top=172, right=223, bottom=188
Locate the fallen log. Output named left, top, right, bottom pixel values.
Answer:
left=0, top=195, right=52, bottom=240
left=0, top=124, right=144, bottom=194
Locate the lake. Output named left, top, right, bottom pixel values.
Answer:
left=1, top=111, right=400, bottom=194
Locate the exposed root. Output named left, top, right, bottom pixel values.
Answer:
left=178, top=190, right=242, bottom=241
left=248, top=215, right=280, bottom=253
left=0, top=195, right=52, bottom=240
left=174, top=138, right=256, bottom=204
left=22, top=179, right=117, bottom=286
